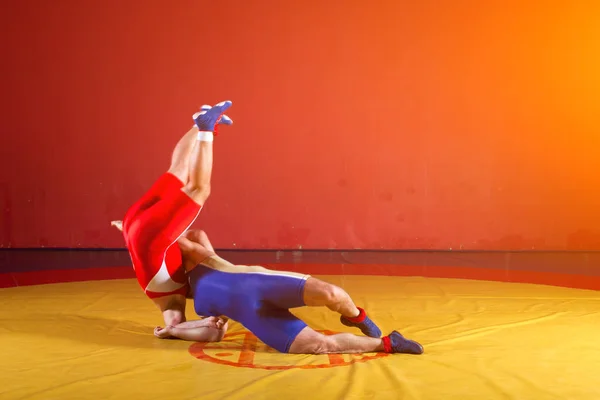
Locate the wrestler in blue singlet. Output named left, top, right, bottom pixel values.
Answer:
left=187, top=255, right=310, bottom=353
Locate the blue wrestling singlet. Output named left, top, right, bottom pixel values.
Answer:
left=187, top=256, right=310, bottom=353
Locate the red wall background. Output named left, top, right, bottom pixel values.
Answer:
left=2, top=0, right=600, bottom=250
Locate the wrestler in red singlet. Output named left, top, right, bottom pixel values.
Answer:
left=119, top=100, right=233, bottom=300
left=122, top=172, right=201, bottom=298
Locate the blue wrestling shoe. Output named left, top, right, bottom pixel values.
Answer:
left=383, top=331, right=424, bottom=355
left=340, top=307, right=382, bottom=338
left=193, top=100, right=233, bottom=134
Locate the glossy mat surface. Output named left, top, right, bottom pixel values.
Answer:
left=2, top=275, right=598, bottom=399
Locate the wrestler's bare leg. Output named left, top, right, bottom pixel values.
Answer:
left=167, top=126, right=200, bottom=184
left=302, top=277, right=360, bottom=318
left=288, top=325, right=424, bottom=355
left=168, top=104, right=232, bottom=186
left=302, top=277, right=382, bottom=338
left=289, top=326, right=384, bottom=354
left=155, top=316, right=229, bottom=342
left=111, top=104, right=229, bottom=327
left=151, top=104, right=232, bottom=324
left=181, top=101, right=232, bottom=205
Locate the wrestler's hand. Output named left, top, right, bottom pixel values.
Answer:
left=154, top=319, right=228, bottom=342
left=193, top=101, right=233, bottom=134
left=154, top=325, right=174, bottom=339
left=110, top=220, right=123, bottom=232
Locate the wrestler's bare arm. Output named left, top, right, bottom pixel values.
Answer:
left=178, top=231, right=216, bottom=268
left=172, top=317, right=229, bottom=330
left=183, top=229, right=215, bottom=252
left=154, top=317, right=228, bottom=342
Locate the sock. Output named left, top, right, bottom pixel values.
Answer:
left=197, top=131, right=214, bottom=142
left=345, top=307, right=366, bottom=323
left=382, top=336, right=393, bottom=353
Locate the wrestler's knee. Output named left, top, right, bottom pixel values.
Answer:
left=319, top=282, right=348, bottom=305
left=184, top=229, right=207, bottom=243
left=304, top=278, right=349, bottom=306
left=294, top=336, right=331, bottom=354
left=182, top=184, right=211, bottom=205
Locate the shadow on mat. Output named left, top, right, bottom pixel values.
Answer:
left=15, top=313, right=185, bottom=350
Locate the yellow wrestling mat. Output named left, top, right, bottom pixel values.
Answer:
left=1, top=275, right=599, bottom=399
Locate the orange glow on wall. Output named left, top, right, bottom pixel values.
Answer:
left=2, top=1, right=600, bottom=249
